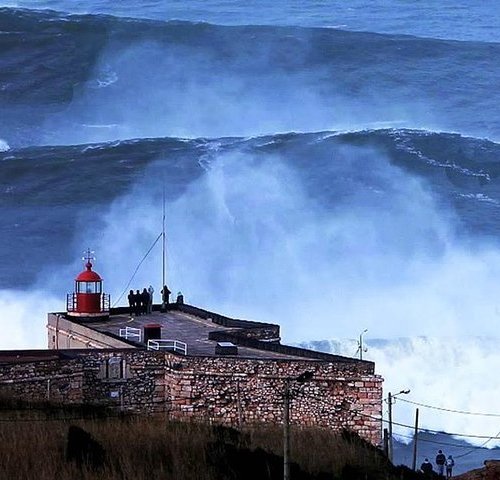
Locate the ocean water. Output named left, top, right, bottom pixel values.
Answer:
left=1, top=1, right=500, bottom=472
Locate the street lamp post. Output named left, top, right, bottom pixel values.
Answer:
left=357, top=329, right=368, bottom=360
left=387, top=389, right=410, bottom=463
left=283, top=371, right=313, bottom=480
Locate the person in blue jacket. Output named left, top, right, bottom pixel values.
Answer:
left=446, top=455, right=455, bottom=478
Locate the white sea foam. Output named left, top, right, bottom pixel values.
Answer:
left=94, top=70, right=118, bottom=88
left=0, top=138, right=10, bottom=152
left=81, top=124, right=119, bottom=129
left=301, top=336, right=500, bottom=447
left=0, top=290, right=59, bottom=350
left=62, top=148, right=500, bottom=342
left=458, top=192, right=500, bottom=206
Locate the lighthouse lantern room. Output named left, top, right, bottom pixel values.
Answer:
left=66, top=249, right=110, bottom=320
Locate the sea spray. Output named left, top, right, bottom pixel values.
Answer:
left=0, top=290, right=59, bottom=349
left=78, top=147, right=500, bottom=339
left=300, top=336, right=500, bottom=448
left=0, top=139, right=10, bottom=152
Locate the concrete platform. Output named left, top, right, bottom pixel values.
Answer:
left=86, top=309, right=304, bottom=360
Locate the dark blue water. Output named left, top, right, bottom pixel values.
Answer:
left=1, top=1, right=500, bottom=470
left=5, top=1, right=500, bottom=42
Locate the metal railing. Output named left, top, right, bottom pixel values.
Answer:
left=147, top=339, right=187, bottom=355
left=119, top=326, right=141, bottom=342
left=66, top=293, right=76, bottom=312
left=66, top=293, right=110, bottom=313
left=102, top=293, right=110, bottom=312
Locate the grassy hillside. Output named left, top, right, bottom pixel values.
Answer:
left=0, top=398, right=427, bottom=480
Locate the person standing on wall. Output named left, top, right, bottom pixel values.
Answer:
left=134, top=289, right=141, bottom=316
left=435, top=450, right=446, bottom=477
left=127, top=290, right=134, bottom=314
left=161, top=285, right=171, bottom=309
left=147, top=285, right=154, bottom=313
left=141, top=288, right=149, bottom=315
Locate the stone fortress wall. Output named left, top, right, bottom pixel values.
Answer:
left=0, top=347, right=382, bottom=445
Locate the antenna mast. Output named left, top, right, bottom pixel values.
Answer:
left=162, top=182, right=166, bottom=290
left=356, top=329, right=368, bottom=360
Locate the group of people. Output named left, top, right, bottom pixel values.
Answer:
left=127, top=286, right=155, bottom=315
left=420, top=450, right=455, bottom=478
left=127, top=285, right=184, bottom=316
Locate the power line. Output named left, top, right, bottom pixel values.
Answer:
left=454, top=431, right=500, bottom=460
left=345, top=407, right=500, bottom=441
left=396, top=430, right=500, bottom=460
left=395, top=431, right=498, bottom=451
left=397, top=397, right=500, bottom=418
left=113, top=232, right=163, bottom=306
left=389, top=417, right=500, bottom=440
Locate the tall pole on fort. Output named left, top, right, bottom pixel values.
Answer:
left=162, top=183, right=166, bottom=288
left=161, top=182, right=167, bottom=311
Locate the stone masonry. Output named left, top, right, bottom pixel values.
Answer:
left=0, top=348, right=382, bottom=445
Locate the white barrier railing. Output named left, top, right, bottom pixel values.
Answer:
left=119, top=326, right=142, bottom=342
left=147, top=339, right=188, bottom=355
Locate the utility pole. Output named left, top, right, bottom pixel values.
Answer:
left=283, top=379, right=291, bottom=480
left=387, top=389, right=410, bottom=464
left=412, top=408, right=419, bottom=471
left=388, top=392, right=393, bottom=462
left=383, top=428, right=389, bottom=457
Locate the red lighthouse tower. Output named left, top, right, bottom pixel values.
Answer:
left=66, top=249, right=110, bottom=320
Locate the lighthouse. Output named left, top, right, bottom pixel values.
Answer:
left=66, top=249, right=110, bottom=320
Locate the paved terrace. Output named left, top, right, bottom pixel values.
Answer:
left=85, top=308, right=303, bottom=359
left=76, top=303, right=371, bottom=365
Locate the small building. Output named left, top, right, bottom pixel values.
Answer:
left=1, top=255, right=383, bottom=445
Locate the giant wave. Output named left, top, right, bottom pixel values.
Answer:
left=1, top=8, right=500, bottom=146
left=2, top=128, right=500, bottom=287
